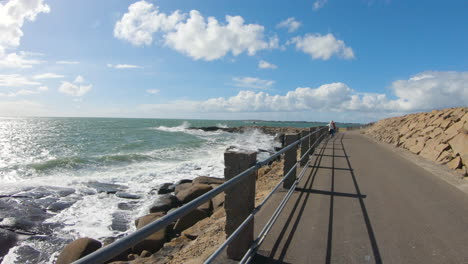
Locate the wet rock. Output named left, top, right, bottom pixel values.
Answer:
left=47, top=201, right=74, bottom=213
left=0, top=228, right=17, bottom=258
left=192, top=176, right=225, bottom=185
left=176, top=179, right=192, bottom=185
left=56, top=237, right=102, bottom=264
left=111, top=212, right=129, bottom=232
left=149, top=194, right=180, bottom=213
left=175, top=184, right=213, bottom=204
left=173, top=209, right=209, bottom=233
left=86, top=181, right=128, bottom=194
left=158, top=183, right=175, bottom=194
left=115, top=192, right=141, bottom=200
left=133, top=213, right=167, bottom=254
left=0, top=217, right=36, bottom=233
left=10, top=245, right=41, bottom=263
left=117, top=202, right=138, bottom=211
left=174, top=183, right=192, bottom=195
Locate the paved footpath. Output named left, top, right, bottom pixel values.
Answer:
left=253, top=131, right=468, bottom=264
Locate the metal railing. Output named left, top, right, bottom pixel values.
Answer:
left=73, top=126, right=328, bottom=264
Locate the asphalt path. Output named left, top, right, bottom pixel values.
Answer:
left=253, top=131, right=468, bottom=264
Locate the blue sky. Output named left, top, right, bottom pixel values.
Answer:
left=0, top=0, right=467, bottom=122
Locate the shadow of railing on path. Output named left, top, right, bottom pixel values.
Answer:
left=254, top=133, right=383, bottom=264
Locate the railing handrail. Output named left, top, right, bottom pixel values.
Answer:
left=73, top=126, right=327, bottom=264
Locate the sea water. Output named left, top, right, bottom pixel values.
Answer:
left=0, top=117, right=325, bottom=263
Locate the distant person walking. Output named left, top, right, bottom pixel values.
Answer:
left=328, top=120, right=337, bottom=137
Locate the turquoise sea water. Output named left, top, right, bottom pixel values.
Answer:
left=0, top=117, right=329, bottom=263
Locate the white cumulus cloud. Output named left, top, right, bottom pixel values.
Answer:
left=59, top=76, right=92, bottom=97
left=290, top=33, right=355, bottom=60
left=115, top=1, right=278, bottom=61
left=277, top=17, right=301, bottom=33
left=137, top=71, right=468, bottom=117
left=0, top=0, right=50, bottom=68
left=258, top=60, right=278, bottom=69
left=233, top=77, right=275, bottom=90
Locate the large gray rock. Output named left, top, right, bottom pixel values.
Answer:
left=0, top=228, right=17, bottom=259
left=192, top=176, right=225, bottom=185
left=175, top=184, right=213, bottom=204
left=56, top=237, right=102, bottom=264
left=132, top=213, right=167, bottom=254
left=149, top=194, right=180, bottom=213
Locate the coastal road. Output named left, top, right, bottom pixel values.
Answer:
left=253, top=131, right=468, bottom=264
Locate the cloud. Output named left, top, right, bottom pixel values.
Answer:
left=277, top=17, right=301, bottom=33
left=0, top=0, right=50, bottom=68
left=107, top=63, right=143, bottom=69
left=56, top=60, right=79, bottom=65
left=0, top=52, right=43, bottom=69
left=114, top=0, right=185, bottom=46
left=137, top=71, right=468, bottom=117
left=0, top=74, right=41, bottom=87
left=290, top=33, right=355, bottom=60
left=258, top=60, right=278, bottom=69
left=115, top=1, right=278, bottom=61
left=146, top=89, right=160, bottom=94
left=59, top=76, right=92, bottom=97
left=313, top=0, right=328, bottom=10
left=33, top=73, right=64, bottom=79
left=74, top=75, right=85, bottom=84
left=0, top=86, right=48, bottom=97
left=388, top=71, right=468, bottom=111
left=233, top=77, right=275, bottom=90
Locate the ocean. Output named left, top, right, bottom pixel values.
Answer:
left=0, top=117, right=327, bottom=263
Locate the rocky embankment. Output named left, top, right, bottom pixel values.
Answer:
left=364, top=107, right=468, bottom=176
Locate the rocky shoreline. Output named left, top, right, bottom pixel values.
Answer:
left=51, top=126, right=304, bottom=264
left=54, top=160, right=284, bottom=264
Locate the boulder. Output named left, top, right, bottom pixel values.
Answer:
left=173, top=209, right=209, bottom=233
left=158, top=183, right=175, bottom=195
left=447, top=156, right=462, bottom=170
left=174, top=183, right=192, bottom=195
left=176, top=179, right=192, bottom=185
left=86, top=181, right=128, bottom=194
left=56, top=238, right=102, bottom=264
left=115, top=192, right=141, bottom=199
left=443, top=120, right=465, bottom=142
left=437, top=150, right=454, bottom=164
left=192, top=176, right=225, bottom=185
left=132, top=213, right=167, bottom=254
left=211, top=192, right=225, bottom=211
left=449, top=133, right=468, bottom=166
left=197, top=201, right=213, bottom=215
left=149, top=194, right=180, bottom=213
left=0, top=228, right=17, bottom=259
left=175, top=184, right=213, bottom=204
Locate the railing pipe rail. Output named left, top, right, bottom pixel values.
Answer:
left=73, top=126, right=327, bottom=264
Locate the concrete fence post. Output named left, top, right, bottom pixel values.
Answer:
left=309, top=127, right=317, bottom=155
left=283, top=133, right=299, bottom=189
left=300, top=131, right=309, bottom=166
left=224, top=150, right=257, bottom=260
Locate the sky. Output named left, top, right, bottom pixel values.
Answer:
left=0, top=0, right=467, bottom=122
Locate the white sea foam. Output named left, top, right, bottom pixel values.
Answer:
left=153, top=121, right=191, bottom=132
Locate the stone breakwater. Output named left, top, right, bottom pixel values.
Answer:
left=364, top=107, right=468, bottom=176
